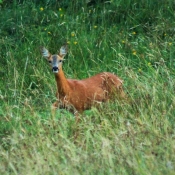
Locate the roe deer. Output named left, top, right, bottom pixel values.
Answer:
left=40, top=45, right=125, bottom=117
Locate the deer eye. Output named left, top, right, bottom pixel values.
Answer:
left=59, top=60, right=62, bottom=63
left=48, top=60, right=52, bottom=64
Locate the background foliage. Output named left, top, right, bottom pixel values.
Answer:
left=0, top=0, right=175, bottom=174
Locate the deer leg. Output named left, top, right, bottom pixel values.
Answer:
left=74, top=111, right=80, bottom=123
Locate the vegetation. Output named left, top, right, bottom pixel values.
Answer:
left=0, top=0, right=175, bottom=174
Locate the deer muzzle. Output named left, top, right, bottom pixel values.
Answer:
left=52, top=66, right=59, bottom=73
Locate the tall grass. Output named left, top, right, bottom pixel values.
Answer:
left=0, top=0, right=175, bottom=174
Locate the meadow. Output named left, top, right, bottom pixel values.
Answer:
left=0, top=0, right=175, bottom=174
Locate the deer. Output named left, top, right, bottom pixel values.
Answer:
left=40, top=45, right=125, bottom=121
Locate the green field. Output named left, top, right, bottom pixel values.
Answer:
left=0, top=0, right=175, bottom=174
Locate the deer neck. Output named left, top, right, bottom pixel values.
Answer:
left=54, top=68, right=70, bottom=96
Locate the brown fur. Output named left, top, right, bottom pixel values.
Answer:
left=53, top=67, right=125, bottom=114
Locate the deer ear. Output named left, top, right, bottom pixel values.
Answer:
left=40, top=47, right=51, bottom=58
left=59, top=45, right=68, bottom=57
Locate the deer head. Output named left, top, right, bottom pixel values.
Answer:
left=40, top=45, right=68, bottom=73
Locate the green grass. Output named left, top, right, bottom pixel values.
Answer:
left=0, top=0, right=175, bottom=174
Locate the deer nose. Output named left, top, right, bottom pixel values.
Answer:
left=52, top=66, right=59, bottom=72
